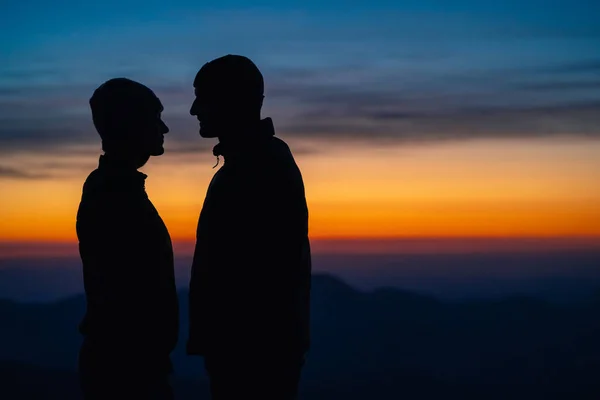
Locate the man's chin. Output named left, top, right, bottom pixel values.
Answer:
left=149, top=146, right=165, bottom=156
left=199, top=126, right=218, bottom=138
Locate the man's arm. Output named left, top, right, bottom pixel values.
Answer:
left=250, top=159, right=312, bottom=353
left=78, top=195, right=165, bottom=346
left=187, top=184, right=223, bottom=355
left=187, top=227, right=212, bottom=355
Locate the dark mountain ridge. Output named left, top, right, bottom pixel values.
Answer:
left=1, top=273, right=599, bottom=399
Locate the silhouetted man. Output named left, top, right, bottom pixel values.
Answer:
left=76, top=78, right=179, bottom=400
left=187, top=55, right=312, bottom=399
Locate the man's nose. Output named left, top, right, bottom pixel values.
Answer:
left=190, top=99, right=197, bottom=116
left=161, top=120, right=169, bottom=134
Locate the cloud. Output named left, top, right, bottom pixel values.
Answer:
left=262, top=61, right=600, bottom=143
left=275, top=91, right=600, bottom=142
left=0, top=165, right=50, bottom=180
left=517, top=81, right=600, bottom=91
left=1, top=56, right=600, bottom=158
left=540, top=60, right=600, bottom=75
left=0, top=123, right=94, bottom=154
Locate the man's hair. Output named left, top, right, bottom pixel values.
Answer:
left=194, top=55, right=264, bottom=105
left=89, top=78, right=157, bottom=139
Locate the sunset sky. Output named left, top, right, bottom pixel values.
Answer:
left=2, top=0, right=600, bottom=256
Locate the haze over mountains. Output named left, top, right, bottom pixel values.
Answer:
left=1, top=269, right=600, bottom=399
left=2, top=250, right=600, bottom=302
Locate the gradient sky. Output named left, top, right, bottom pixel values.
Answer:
left=1, top=0, right=600, bottom=254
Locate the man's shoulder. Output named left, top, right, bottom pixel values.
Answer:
left=207, top=165, right=228, bottom=188
left=80, top=169, right=144, bottom=209
left=81, top=169, right=103, bottom=196
left=82, top=168, right=145, bottom=193
left=268, top=137, right=304, bottom=179
left=81, top=169, right=116, bottom=200
left=265, top=136, right=301, bottom=170
left=269, top=136, right=293, bottom=157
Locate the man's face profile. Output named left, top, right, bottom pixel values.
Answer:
left=136, top=97, right=169, bottom=156
left=190, top=86, right=228, bottom=139
left=92, top=78, right=169, bottom=158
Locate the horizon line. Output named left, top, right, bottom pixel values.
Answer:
left=1, top=236, right=599, bottom=259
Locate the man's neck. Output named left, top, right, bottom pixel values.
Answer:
left=102, top=152, right=149, bottom=170
left=217, top=119, right=262, bottom=145
left=213, top=118, right=274, bottom=158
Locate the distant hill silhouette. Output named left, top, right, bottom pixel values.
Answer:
left=1, top=273, right=600, bottom=399
left=3, top=250, right=600, bottom=302
left=0, top=361, right=209, bottom=400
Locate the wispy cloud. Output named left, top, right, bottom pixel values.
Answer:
left=2, top=59, right=600, bottom=159
left=0, top=165, right=50, bottom=180
left=1, top=3, right=599, bottom=161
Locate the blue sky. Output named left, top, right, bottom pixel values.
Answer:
left=1, top=0, right=600, bottom=162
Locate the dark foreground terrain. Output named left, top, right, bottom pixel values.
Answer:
left=1, top=274, right=600, bottom=399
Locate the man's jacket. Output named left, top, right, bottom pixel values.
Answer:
left=187, top=118, right=311, bottom=356
left=76, top=155, right=179, bottom=360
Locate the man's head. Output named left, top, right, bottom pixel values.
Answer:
left=90, top=78, right=169, bottom=158
left=190, top=55, right=264, bottom=138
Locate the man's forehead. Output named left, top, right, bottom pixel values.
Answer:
left=193, top=67, right=219, bottom=94
left=144, top=92, right=162, bottom=107
left=134, top=93, right=162, bottom=113
left=193, top=86, right=208, bottom=99
left=193, top=77, right=205, bottom=92
left=113, top=85, right=160, bottom=104
left=193, top=66, right=207, bottom=86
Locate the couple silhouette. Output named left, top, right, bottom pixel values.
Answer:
left=75, top=55, right=312, bottom=400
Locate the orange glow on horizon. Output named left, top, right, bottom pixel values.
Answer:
left=1, top=137, right=600, bottom=247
